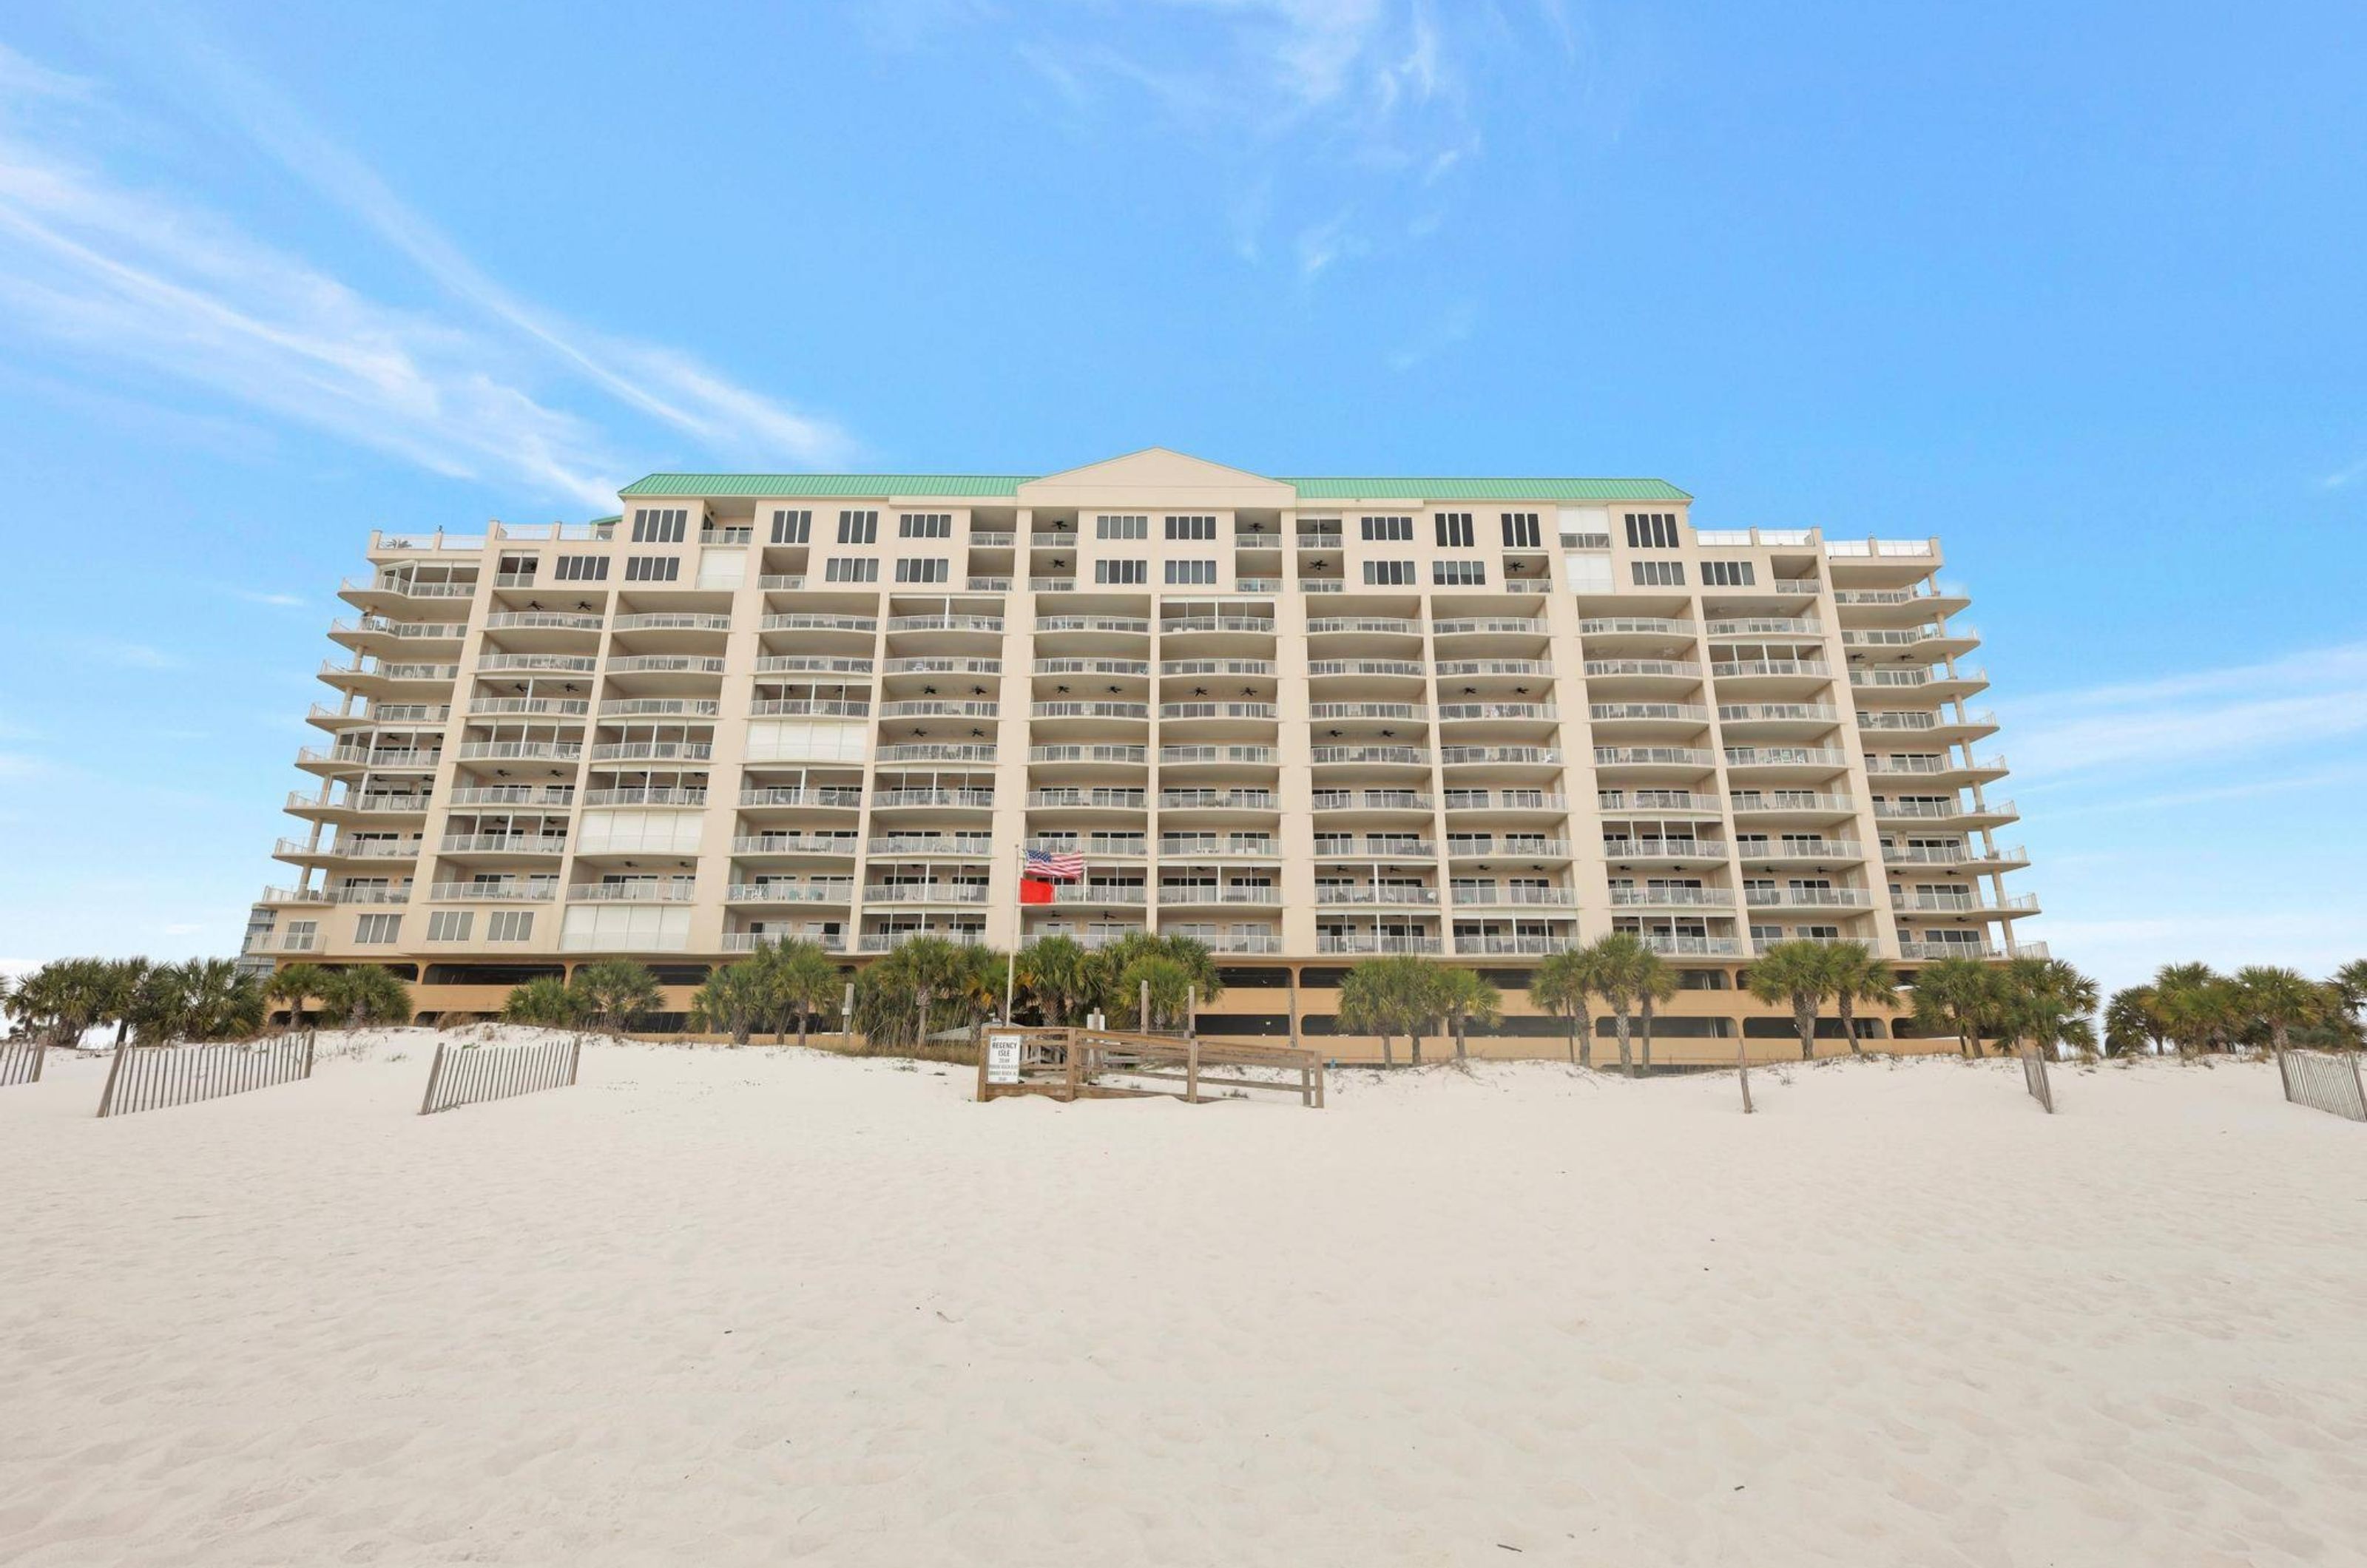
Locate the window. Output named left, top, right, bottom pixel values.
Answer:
left=1631, top=560, right=1686, bottom=587
left=1095, top=559, right=1147, bottom=584
left=770, top=509, right=811, bottom=544
left=555, top=555, right=609, bottom=582
left=1096, top=514, right=1147, bottom=540
left=353, top=913, right=400, bottom=945
left=837, top=510, right=879, bottom=544
left=498, top=554, right=538, bottom=580
left=1703, top=560, right=1756, bottom=587
left=1360, top=516, right=1413, bottom=542
left=899, top=513, right=952, bottom=538
left=1625, top=512, right=1680, bottom=548
left=624, top=555, right=681, bottom=582
left=631, top=508, right=689, bottom=544
left=824, top=557, right=879, bottom=583
left=487, top=910, right=534, bottom=943
left=1165, top=559, right=1217, bottom=585
left=1165, top=515, right=1218, bottom=541
left=1363, top=561, right=1416, bottom=585
left=1500, top=512, right=1542, bottom=549
left=894, top=558, right=949, bottom=584
left=1435, top=512, right=1474, bottom=547
left=1433, top=560, right=1486, bottom=587
left=426, top=910, right=474, bottom=942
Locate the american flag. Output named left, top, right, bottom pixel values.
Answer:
left=1023, top=848, right=1085, bottom=882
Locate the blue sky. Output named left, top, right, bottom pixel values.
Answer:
left=0, top=1, right=2361, bottom=993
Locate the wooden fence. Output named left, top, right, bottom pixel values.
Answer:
left=419, top=1035, right=581, bottom=1115
left=96, top=1032, right=314, bottom=1118
left=2276, top=1049, right=2366, bottom=1122
left=1, top=1040, right=45, bottom=1088
left=2019, top=1047, right=2055, bottom=1115
left=978, top=1026, right=1324, bottom=1109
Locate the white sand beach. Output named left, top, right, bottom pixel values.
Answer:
left=4, top=1032, right=2363, bottom=1566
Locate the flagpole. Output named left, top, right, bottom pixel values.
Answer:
left=1003, top=846, right=1019, bottom=1024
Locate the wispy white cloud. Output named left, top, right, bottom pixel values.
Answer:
left=0, top=40, right=852, bottom=511
left=228, top=589, right=305, bottom=608
left=2009, top=641, right=2367, bottom=782
left=1386, top=296, right=1476, bottom=370
left=74, top=638, right=183, bottom=670
left=2323, top=455, right=2367, bottom=490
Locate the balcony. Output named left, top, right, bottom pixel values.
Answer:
left=477, top=653, right=598, bottom=675
left=721, top=932, right=849, bottom=952
left=886, top=614, right=1004, bottom=635
left=1882, top=842, right=2027, bottom=868
left=1160, top=744, right=1276, bottom=767
left=1310, top=746, right=1431, bottom=767
left=449, top=784, right=575, bottom=807
left=1318, top=839, right=1439, bottom=860
left=1872, top=797, right=2017, bottom=824
left=473, top=697, right=594, bottom=718
left=1590, top=703, right=1709, bottom=726
left=1891, top=891, right=2041, bottom=915
left=1316, top=887, right=1440, bottom=906
left=1745, top=887, right=1877, bottom=909
left=1707, top=618, right=1823, bottom=638
left=567, top=881, right=698, bottom=903
left=1825, top=538, right=1937, bottom=558
left=1451, top=887, right=1577, bottom=907
left=1039, top=657, right=1152, bottom=677
left=1738, top=839, right=1864, bottom=862
left=274, top=837, right=419, bottom=862
left=1731, top=792, right=1857, bottom=817
left=1437, top=703, right=1559, bottom=724
left=856, top=930, right=993, bottom=953
left=606, top=655, right=727, bottom=677
left=1026, top=788, right=1145, bottom=810
left=1306, top=659, right=1425, bottom=680
left=482, top=611, right=602, bottom=633
left=1433, top=617, right=1544, bottom=637
left=1453, top=935, right=1567, bottom=956
left=1034, top=701, right=1149, bottom=720
left=1723, top=746, right=1851, bottom=770
left=1635, top=933, right=1744, bottom=957
left=1045, top=885, right=1145, bottom=905
left=1593, top=746, right=1712, bottom=770
left=1317, top=934, right=1442, bottom=955
left=1583, top=659, right=1703, bottom=684
left=1161, top=701, right=1277, bottom=722
left=867, top=837, right=993, bottom=856
left=876, top=743, right=996, bottom=765
left=584, top=786, right=708, bottom=807
left=726, top=883, right=857, bottom=904
left=762, top=612, right=879, bottom=635
left=1609, top=887, right=1733, bottom=908
left=286, top=791, right=431, bottom=816
left=456, top=740, right=582, bottom=763
left=1156, top=886, right=1280, bottom=906
left=1581, top=616, right=1698, bottom=638
left=760, top=655, right=877, bottom=676
left=613, top=612, right=732, bottom=634
left=756, top=574, right=808, bottom=591
left=1029, top=744, right=1148, bottom=767
left=1158, top=789, right=1275, bottom=811
left=738, top=785, right=865, bottom=810
left=735, top=835, right=863, bottom=856
left=440, top=834, right=567, bottom=854
left=426, top=880, right=558, bottom=902
left=871, top=788, right=993, bottom=810
left=1601, top=839, right=1726, bottom=864
left=588, top=741, right=712, bottom=763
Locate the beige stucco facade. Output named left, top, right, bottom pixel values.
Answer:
left=254, top=449, right=2037, bottom=1059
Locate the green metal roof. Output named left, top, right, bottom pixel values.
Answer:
left=619, top=472, right=1689, bottom=502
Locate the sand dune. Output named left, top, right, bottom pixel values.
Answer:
left=3, top=1032, right=2363, bottom=1566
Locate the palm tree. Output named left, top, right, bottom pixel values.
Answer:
left=2334, top=959, right=2367, bottom=1024
left=503, top=974, right=582, bottom=1028
left=1586, top=933, right=1661, bottom=1076
left=263, top=963, right=328, bottom=1029
left=1745, top=941, right=1837, bottom=1061
left=1016, top=935, right=1101, bottom=1026
left=1909, top=954, right=2002, bottom=1057
left=750, top=938, right=842, bottom=1048
left=1117, top=954, right=1195, bottom=1032
left=2231, top=965, right=2332, bottom=1055
left=689, top=963, right=766, bottom=1046
left=1334, top=964, right=1397, bottom=1067
left=1630, top=947, right=1678, bottom=1070
left=1530, top=948, right=1593, bottom=1067
left=2103, top=985, right=2167, bottom=1057
left=10, top=958, right=112, bottom=1048
left=1102, top=932, right=1223, bottom=1016
left=570, top=960, right=663, bottom=1038
left=2152, top=962, right=2236, bottom=1055
left=97, top=957, right=152, bottom=1047
left=1436, top=967, right=1502, bottom=1062
left=315, top=964, right=413, bottom=1030
left=1996, top=956, right=2099, bottom=1059
left=895, top=936, right=972, bottom=1049
left=1823, top=942, right=1897, bottom=1058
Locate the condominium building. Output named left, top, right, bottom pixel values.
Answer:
left=253, top=448, right=2039, bottom=1053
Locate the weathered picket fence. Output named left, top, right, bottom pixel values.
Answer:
left=2019, top=1047, right=2055, bottom=1114
left=2276, top=1048, right=2366, bottom=1122
left=419, top=1035, right=581, bottom=1115
left=96, top=1032, right=315, bottom=1118
left=1, top=1040, right=46, bottom=1088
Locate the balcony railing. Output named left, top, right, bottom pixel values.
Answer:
left=1635, top=933, right=1744, bottom=956
left=613, top=612, right=732, bottom=633
left=482, top=611, right=602, bottom=633
left=426, top=880, right=558, bottom=902
left=875, top=743, right=996, bottom=764
left=1035, top=702, right=1149, bottom=720
left=1720, top=703, right=1840, bottom=724
left=871, top=788, right=992, bottom=809
left=1591, top=703, right=1707, bottom=724
left=477, top=653, right=598, bottom=674
left=1438, top=703, right=1558, bottom=723
left=886, top=615, right=1004, bottom=635
left=1027, top=788, right=1146, bottom=808
left=759, top=655, right=877, bottom=675
left=1593, top=746, right=1712, bottom=768
left=1609, top=887, right=1733, bottom=907
left=1707, top=618, right=1824, bottom=638
left=1159, top=789, right=1276, bottom=809
left=440, top=834, right=567, bottom=854
left=761, top=613, right=878, bottom=634
left=726, top=883, right=856, bottom=904
left=584, top=786, right=707, bottom=807
left=1584, top=659, right=1702, bottom=680
left=1308, top=617, right=1420, bottom=636
left=1316, top=887, right=1440, bottom=905
left=1162, top=702, right=1275, bottom=720
left=859, top=884, right=993, bottom=904
left=1581, top=617, right=1698, bottom=638
left=1724, top=747, right=1850, bottom=768
left=1311, top=746, right=1431, bottom=766
left=457, top=740, right=581, bottom=762
left=1452, top=887, right=1576, bottom=906
left=1882, top=842, right=2025, bottom=865
left=567, top=881, right=698, bottom=902
left=588, top=741, right=712, bottom=763
left=721, top=932, right=849, bottom=952
left=1028, top=744, right=1147, bottom=765
left=1454, top=935, right=1566, bottom=956
left=473, top=697, right=592, bottom=717
left=1315, top=840, right=1437, bottom=859
left=1317, top=934, right=1442, bottom=954
left=1159, top=839, right=1281, bottom=858
left=1160, top=744, right=1275, bottom=765
left=734, top=836, right=862, bottom=855
left=738, top=785, right=864, bottom=809
left=1745, top=888, right=1877, bottom=908
left=1306, top=659, right=1425, bottom=679
left=1157, top=887, right=1280, bottom=905
left=867, top=837, right=993, bottom=856
left=448, top=784, right=575, bottom=807
left=1713, top=660, right=1831, bottom=680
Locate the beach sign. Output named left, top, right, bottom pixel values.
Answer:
left=985, top=1033, right=1024, bottom=1085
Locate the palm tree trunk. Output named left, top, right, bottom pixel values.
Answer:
left=1615, top=1009, right=1634, bottom=1075
left=1454, top=1017, right=1467, bottom=1062
left=915, top=990, right=931, bottom=1058
left=1639, top=1001, right=1655, bottom=1070
left=796, top=1013, right=809, bottom=1050
left=1381, top=1033, right=1395, bottom=1067
left=1796, top=998, right=1815, bottom=1061
left=1410, top=1029, right=1424, bottom=1067
left=1838, top=996, right=1863, bottom=1055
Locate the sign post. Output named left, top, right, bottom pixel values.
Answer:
left=985, top=1031, right=1023, bottom=1087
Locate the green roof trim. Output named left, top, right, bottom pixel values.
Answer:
left=619, top=473, right=1032, bottom=499
left=620, top=472, right=1690, bottom=503
left=1283, top=476, right=1691, bottom=502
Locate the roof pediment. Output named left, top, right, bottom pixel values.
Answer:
left=1017, top=448, right=1294, bottom=505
